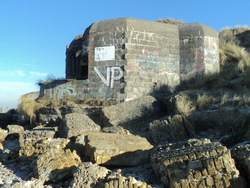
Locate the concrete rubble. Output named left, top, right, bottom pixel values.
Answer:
left=151, top=138, right=246, bottom=187
left=1, top=95, right=250, bottom=187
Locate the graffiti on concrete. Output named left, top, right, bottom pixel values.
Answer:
left=136, top=51, right=179, bottom=74
left=204, top=41, right=219, bottom=72
left=94, top=66, right=124, bottom=88
left=56, top=88, right=77, bottom=99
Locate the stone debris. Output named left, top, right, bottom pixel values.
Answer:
left=70, top=162, right=110, bottom=187
left=1, top=94, right=250, bottom=187
left=85, top=132, right=153, bottom=166
left=151, top=138, right=246, bottom=188
left=0, top=162, right=44, bottom=188
left=104, top=176, right=152, bottom=188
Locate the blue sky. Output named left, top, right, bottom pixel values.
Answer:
left=0, top=0, right=249, bottom=108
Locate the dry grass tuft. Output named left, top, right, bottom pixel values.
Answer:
left=219, top=26, right=250, bottom=45
left=176, top=93, right=196, bottom=116
left=17, top=96, right=45, bottom=123
left=220, top=93, right=231, bottom=106
left=220, top=42, right=250, bottom=72
left=156, top=18, right=184, bottom=25
left=18, top=95, right=118, bottom=123
left=197, top=93, right=216, bottom=109
left=219, top=92, right=250, bottom=107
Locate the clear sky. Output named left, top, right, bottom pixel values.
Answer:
left=0, top=0, right=249, bottom=108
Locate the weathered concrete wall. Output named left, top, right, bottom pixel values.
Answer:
left=40, top=79, right=92, bottom=100
left=86, top=18, right=127, bottom=102
left=39, top=17, right=219, bottom=102
left=124, top=19, right=180, bottom=101
left=179, top=23, right=219, bottom=80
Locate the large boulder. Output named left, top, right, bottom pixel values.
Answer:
left=151, top=139, right=246, bottom=187
left=60, top=113, right=101, bottom=138
left=85, top=132, right=153, bottom=166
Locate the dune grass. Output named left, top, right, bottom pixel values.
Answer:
left=18, top=95, right=118, bottom=123
left=155, top=18, right=184, bottom=25
left=17, top=96, right=45, bottom=123
left=175, top=93, right=196, bottom=116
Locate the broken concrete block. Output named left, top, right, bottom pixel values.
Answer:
left=85, top=132, right=153, bottom=166
left=33, top=149, right=81, bottom=183
left=37, top=107, right=61, bottom=123
left=19, top=129, right=71, bottom=160
left=101, top=96, right=162, bottom=129
left=60, top=113, right=101, bottom=138
left=151, top=139, right=246, bottom=187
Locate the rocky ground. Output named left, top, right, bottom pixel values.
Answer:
left=1, top=93, right=250, bottom=188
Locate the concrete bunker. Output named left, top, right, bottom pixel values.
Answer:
left=39, top=17, right=219, bottom=102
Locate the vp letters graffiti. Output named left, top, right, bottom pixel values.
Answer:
left=94, top=66, right=124, bottom=88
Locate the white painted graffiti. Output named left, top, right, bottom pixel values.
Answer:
left=94, top=46, right=115, bottom=61
left=56, top=88, right=77, bottom=99
left=94, top=66, right=123, bottom=88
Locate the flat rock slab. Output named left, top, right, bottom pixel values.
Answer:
left=85, top=132, right=153, bottom=166
left=61, top=113, right=100, bottom=138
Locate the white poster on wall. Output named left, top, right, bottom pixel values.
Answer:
left=95, top=46, right=115, bottom=61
